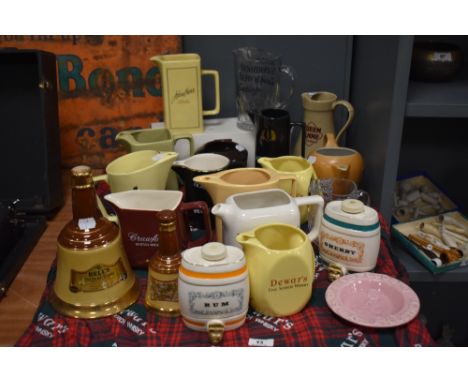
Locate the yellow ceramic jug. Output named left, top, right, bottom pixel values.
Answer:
left=257, top=156, right=317, bottom=223
left=236, top=223, right=314, bottom=317
left=92, top=150, right=178, bottom=193
left=151, top=53, right=220, bottom=134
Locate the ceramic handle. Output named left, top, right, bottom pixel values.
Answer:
left=180, top=200, right=213, bottom=244
left=332, top=99, right=354, bottom=144
left=92, top=175, right=118, bottom=224
left=278, top=174, right=297, bottom=197
left=202, top=70, right=220, bottom=116
left=294, top=195, right=324, bottom=242
left=172, top=134, right=194, bottom=156
left=289, top=122, right=305, bottom=156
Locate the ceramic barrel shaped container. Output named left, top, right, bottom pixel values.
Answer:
left=237, top=223, right=314, bottom=317
left=319, top=199, right=381, bottom=272
left=178, top=242, right=249, bottom=343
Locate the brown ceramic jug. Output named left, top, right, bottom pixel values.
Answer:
left=311, top=133, right=364, bottom=184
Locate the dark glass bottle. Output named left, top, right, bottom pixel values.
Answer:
left=145, top=209, right=181, bottom=316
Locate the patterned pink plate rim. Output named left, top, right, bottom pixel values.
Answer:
left=325, top=272, right=420, bottom=328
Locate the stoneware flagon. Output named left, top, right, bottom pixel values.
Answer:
left=299, top=91, right=354, bottom=156
left=212, top=189, right=324, bottom=248
left=193, top=168, right=297, bottom=241
left=178, top=242, right=249, bottom=344
left=257, top=155, right=317, bottom=223
left=311, top=133, right=364, bottom=184
left=236, top=223, right=314, bottom=317
left=319, top=199, right=380, bottom=272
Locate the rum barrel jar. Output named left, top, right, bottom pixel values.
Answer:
left=178, top=242, right=249, bottom=344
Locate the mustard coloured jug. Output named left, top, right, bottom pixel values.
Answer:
left=151, top=53, right=220, bottom=134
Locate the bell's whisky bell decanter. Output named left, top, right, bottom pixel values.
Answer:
left=145, top=209, right=181, bottom=316
left=49, top=165, right=139, bottom=319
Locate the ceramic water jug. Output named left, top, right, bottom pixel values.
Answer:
left=236, top=223, right=315, bottom=317
left=212, top=189, right=323, bottom=247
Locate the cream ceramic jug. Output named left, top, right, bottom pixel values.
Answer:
left=298, top=91, right=354, bottom=157
left=151, top=53, right=220, bottom=134
left=236, top=223, right=314, bottom=317
left=93, top=150, right=178, bottom=193
left=212, top=189, right=324, bottom=247
left=319, top=199, right=380, bottom=272
left=257, top=155, right=317, bottom=223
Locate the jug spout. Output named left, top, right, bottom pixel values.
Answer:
left=235, top=231, right=264, bottom=252
left=211, top=203, right=234, bottom=221
left=103, top=194, right=124, bottom=215
left=115, top=131, right=136, bottom=152
left=301, top=92, right=315, bottom=109
left=256, top=157, right=274, bottom=170
left=192, top=175, right=218, bottom=197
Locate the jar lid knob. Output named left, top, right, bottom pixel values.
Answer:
left=201, top=242, right=227, bottom=261
left=341, top=199, right=364, bottom=214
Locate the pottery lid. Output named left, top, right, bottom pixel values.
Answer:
left=181, top=242, right=245, bottom=274
left=324, top=199, right=379, bottom=230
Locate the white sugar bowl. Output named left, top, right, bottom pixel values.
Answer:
left=178, top=242, right=249, bottom=344
left=319, top=199, right=380, bottom=272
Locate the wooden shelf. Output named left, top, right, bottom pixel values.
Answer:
left=406, top=76, right=468, bottom=118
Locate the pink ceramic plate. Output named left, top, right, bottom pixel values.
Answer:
left=325, top=272, right=420, bottom=328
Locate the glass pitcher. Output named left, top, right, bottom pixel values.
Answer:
left=233, top=47, right=295, bottom=131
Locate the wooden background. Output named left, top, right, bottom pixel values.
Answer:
left=0, top=35, right=182, bottom=168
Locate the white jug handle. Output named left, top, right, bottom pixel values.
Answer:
left=295, top=195, right=324, bottom=242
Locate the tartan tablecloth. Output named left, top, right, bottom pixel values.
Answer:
left=16, top=215, right=434, bottom=347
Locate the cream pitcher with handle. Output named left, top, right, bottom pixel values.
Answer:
left=236, top=223, right=315, bottom=317
left=298, top=91, right=354, bottom=158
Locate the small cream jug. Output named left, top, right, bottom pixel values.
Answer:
left=257, top=156, right=318, bottom=223
left=299, top=92, right=354, bottom=157
left=236, top=223, right=314, bottom=317
left=151, top=53, right=220, bottom=134
left=178, top=242, right=249, bottom=344
left=212, top=189, right=324, bottom=248
left=319, top=199, right=380, bottom=272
